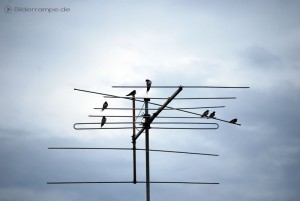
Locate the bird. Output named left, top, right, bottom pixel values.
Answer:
left=102, top=101, right=108, bottom=111
left=126, top=90, right=136, bottom=96
left=101, top=116, right=106, bottom=127
left=146, top=79, right=152, bottom=93
left=201, top=110, right=209, bottom=118
left=209, top=111, right=216, bottom=118
left=229, top=118, right=238, bottom=124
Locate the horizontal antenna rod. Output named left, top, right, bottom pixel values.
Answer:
left=74, top=122, right=219, bottom=125
left=89, top=115, right=144, bottom=118
left=74, top=126, right=218, bottom=130
left=139, top=181, right=219, bottom=184
left=48, top=181, right=219, bottom=185
left=104, top=96, right=236, bottom=100
left=112, top=85, right=249, bottom=89
left=150, top=127, right=218, bottom=129
left=74, top=122, right=219, bottom=130
left=94, top=106, right=225, bottom=110
left=48, top=181, right=133, bottom=184
left=48, top=147, right=219, bottom=156
left=88, top=115, right=215, bottom=118
left=74, top=126, right=140, bottom=130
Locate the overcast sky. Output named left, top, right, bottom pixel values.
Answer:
left=1, top=0, right=300, bottom=201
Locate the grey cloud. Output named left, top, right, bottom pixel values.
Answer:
left=239, top=46, right=282, bottom=69
left=0, top=188, right=82, bottom=201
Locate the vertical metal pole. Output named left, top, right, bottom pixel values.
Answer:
left=144, top=98, right=150, bottom=201
left=132, top=96, right=137, bottom=184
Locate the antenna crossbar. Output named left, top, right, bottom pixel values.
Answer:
left=112, top=85, right=249, bottom=89
left=104, top=96, right=236, bottom=100
left=73, top=126, right=218, bottom=130
left=74, top=122, right=219, bottom=124
left=88, top=115, right=219, bottom=119
left=48, top=147, right=219, bottom=156
left=94, top=106, right=225, bottom=110
left=48, top=181, right=219, bottom=185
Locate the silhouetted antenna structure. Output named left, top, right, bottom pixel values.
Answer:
left=48, top=82, right=249, bottom=201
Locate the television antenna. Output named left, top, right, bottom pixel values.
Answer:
left=48, top=82, right=249, bottom=201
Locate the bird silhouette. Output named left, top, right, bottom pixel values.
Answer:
left=209, top=111, right=215, bottom=118
left=201, top=110, right=209, bottom=118
left=102, top=101, right=108, bottom=111
left=126, top=90, right=136, bottom=96
left=101, top=116, right=106, bottom=127
left=146, top=79, right=152, bottom=93
left=229, top=118, right=237, bottom=124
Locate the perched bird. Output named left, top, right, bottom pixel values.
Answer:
left=101, top=116, right=106, bottom=127
left=126, top=90, right=136, bottom=96
left=209, top=111, right=216, bottom=118
left=201, top=110, right=209, bottom=118
left=102, top=101, right=108, bottom=111
left=229, top=118, right=238, bottom=124
left=146, top=79, right=152, bottom=93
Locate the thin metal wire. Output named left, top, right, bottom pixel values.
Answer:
left=48, top=147, right=219, bottom=156
left=136, top=103, right=145, bottom=121
left=112, top=85, right=249, bottom=89
left=135, top=103, right=144, bottom=132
